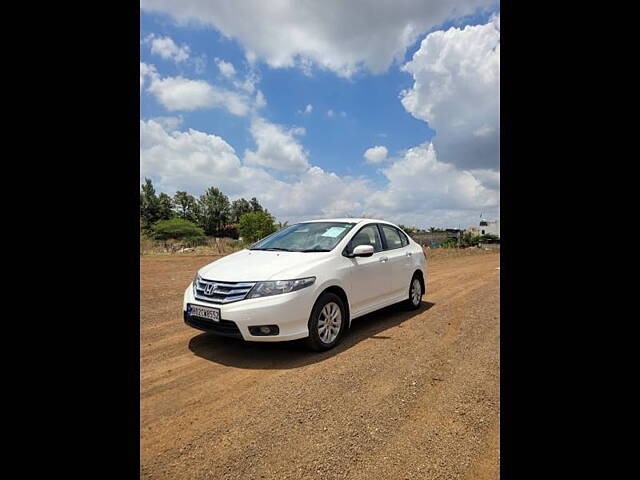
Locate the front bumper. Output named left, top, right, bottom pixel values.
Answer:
left=183, top=282, right=315, bottom=342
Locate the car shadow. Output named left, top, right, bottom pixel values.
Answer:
left=188, top=301, right=435, bottom=370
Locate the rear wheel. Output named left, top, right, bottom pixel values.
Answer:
left=405, top=275, right=423, bottom=310
left=306, top=293, right=346, bottom=351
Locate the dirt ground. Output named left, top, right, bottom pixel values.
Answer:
left=140, top=249, right=500, bottom=479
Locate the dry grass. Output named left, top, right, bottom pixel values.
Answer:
left=140, top=236, right=246, bottom=256
left=424, top=246, right=500, bottom=261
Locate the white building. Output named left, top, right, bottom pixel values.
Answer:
left=479, top=219, right=500, bottom=238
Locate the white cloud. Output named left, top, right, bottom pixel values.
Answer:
left=304, top=104, right=313, bottom=114
left=144, top=68, right=251, bottom=115
left=145, top=34, right=190, bottom=63
left=140, top=0, right=495, bottom=77
left=255, top=90, right=267, bottom=109
left=149, top=115, right=184, bottom=131
left=327, top=109, right=346, bottom=118
left=215, top=57, right=236, bottom=77
left=401, top=15, right=500, bottom=172
left=140, top=62, right=158, bottom=91
left=140, top=119, right=272, bottom=196
left=140, top=119, right=372, bottom=221
left=244, top=117, right=310, bottom=171
left=372, top=143, right=498, bottom=210
left=364, top=146, right=388, bottom=163
left=141, top=120, right=497, bottom=228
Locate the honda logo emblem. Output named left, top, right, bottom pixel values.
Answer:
left=204, top=283, right=217, bottom=295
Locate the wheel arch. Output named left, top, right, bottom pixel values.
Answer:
left=412, top=269, right=425, bottom=294
left=316, top=285, right=351, bottom=328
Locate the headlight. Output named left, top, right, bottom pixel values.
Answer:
left=248, top=277, right=315, bottom=299
left=193, top=273, right=201, bottom=294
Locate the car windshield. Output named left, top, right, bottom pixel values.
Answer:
left=250, top=222, right=356, bottom=252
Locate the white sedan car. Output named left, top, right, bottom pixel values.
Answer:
left=183, top=218, right=427, bottom=351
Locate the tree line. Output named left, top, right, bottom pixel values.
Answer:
left=140, top=178, right=278, bottom=242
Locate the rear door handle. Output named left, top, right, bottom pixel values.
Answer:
left=406, top=252, right=412, bottom=257
left=379, top=256, right=389, bottom=263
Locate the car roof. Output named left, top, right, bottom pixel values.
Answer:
left=300, top=218, right=396, bottom=226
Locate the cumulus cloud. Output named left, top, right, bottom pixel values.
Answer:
left=401, top=15, right=500, bottom=172
left=140, top=119, right=372, bottom=221
left=140, top=62, right=158, bottom=91
left=141, top=120, right=497, bottom=227
left=149, top=115, right=184, bottom=131
left=304, top=104, right=313, bottom=114
left=140, top=119, right=272, bottom=196
left=369, top=142, right=498, bottom=213
left=215, top=57, right=236, bottom=77
left=255, top=90, right=267, bottom=109
left=244, top=117, right=310, bottom=171
left=140, top=0, right=494, bottom=77
left=145, top=34, right=190, bottom=63
left=142, top=64, right=251, bottom=115
left=364, top=146, right=388, bottom=163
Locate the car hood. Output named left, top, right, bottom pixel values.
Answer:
left=198, top=249, right=333, bottom=282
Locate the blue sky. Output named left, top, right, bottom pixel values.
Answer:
left=140, top=1, right=500, bottom=229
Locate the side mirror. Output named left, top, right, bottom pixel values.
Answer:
left=352, top=244, right=374, bottom=257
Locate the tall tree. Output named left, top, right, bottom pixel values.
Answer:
left=249, top=197, right=264, bottom=213
left=197, top=187, right=231, bottom=235
left=140, top=178, right=161, bottom=230
left=230, top=198, right=252, bottom=223
left=173, top=191, right=199, bottom=222
left=158, top=193, right=175, bottom=220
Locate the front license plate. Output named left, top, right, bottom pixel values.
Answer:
left=188, top=304, right=220, bottom=322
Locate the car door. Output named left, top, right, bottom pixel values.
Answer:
left=379, top=224, right=412, bottom=299
left=345, top=224, right=392, bottom=313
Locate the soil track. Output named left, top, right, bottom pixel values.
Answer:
left=141, top=250, right=500, bottom=479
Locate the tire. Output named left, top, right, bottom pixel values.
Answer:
left=405, top=274, right=423, bottom=310
left=306, top=292, right=347, bottom=351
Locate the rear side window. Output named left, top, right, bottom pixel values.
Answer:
left=398, top=229, right=409, bottom=247
left=380, top=225, right=404, bottom=250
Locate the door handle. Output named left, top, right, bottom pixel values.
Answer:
left=379, top=256, right=389, bottom=263
left=406, top=252, right=412, bottom=257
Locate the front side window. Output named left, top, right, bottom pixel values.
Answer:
left=380, top=225, right=404, bottom=250
left=347, top=224, right=383, bottom=254
left=251, top=222, right=355, bottom=252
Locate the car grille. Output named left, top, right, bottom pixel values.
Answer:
left=194, top=277, right=256, bottom=304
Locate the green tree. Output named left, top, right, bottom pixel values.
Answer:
left=197, top=187, right=231, bottom=235
left=152, top=217, right=205, bottom=242
left=173, top=191, right=199, bottom=223
left=158, top=192, right=175, bottom=220
left=478, top=233, right=499, bottom=243
left=460, top=231, right=481, bottom=247
left=238, top=211, right=276, bottom=243
left=230, top=198, right=252, bottom=223
left=249, top=197, right=264, bottom=213
left=140, top=178, right=161, bottom=231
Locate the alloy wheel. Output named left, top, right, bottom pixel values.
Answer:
left=318, top=301, right=342, bottom=343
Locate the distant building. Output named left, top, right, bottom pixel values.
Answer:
left=479, top=219, right=500, bottom=238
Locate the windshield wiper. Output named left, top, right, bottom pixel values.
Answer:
left=298, top=249, right=331, bottom=252
left=250, top=247, right=292, bottom=251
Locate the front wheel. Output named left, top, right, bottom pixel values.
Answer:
left=305, top=293, right=346, bottom=351
left=405, top=275, right=423, bottom=310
